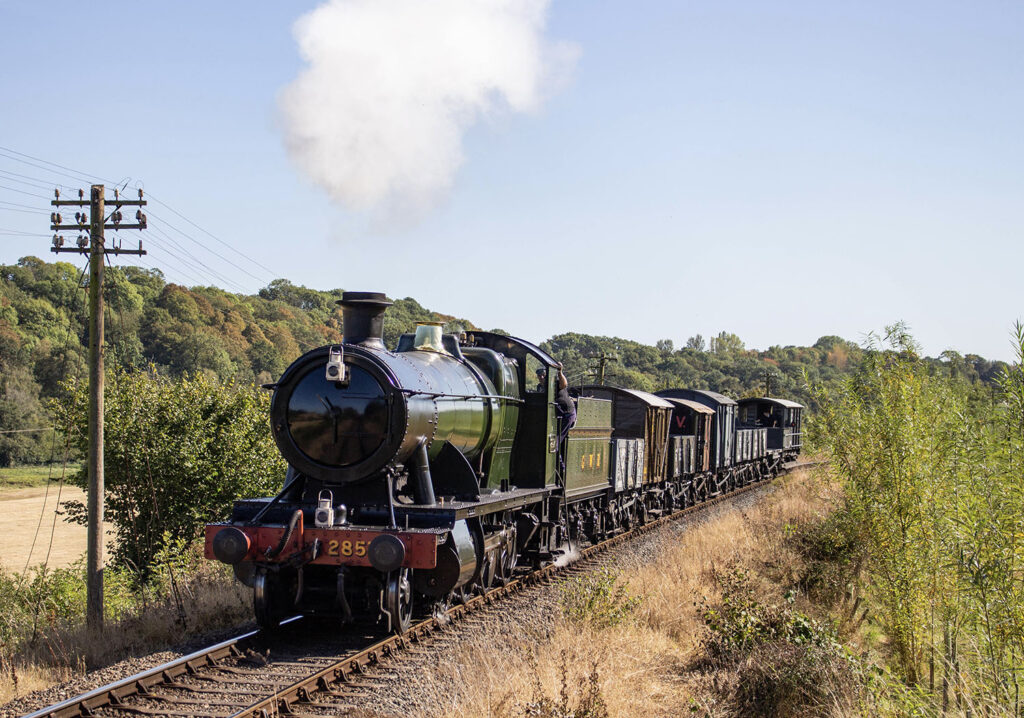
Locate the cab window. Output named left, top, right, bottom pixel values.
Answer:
left=525, top=355, right=546, bottom=393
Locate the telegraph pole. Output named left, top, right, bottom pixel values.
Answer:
left=762, top=367, right=776, bottom=398
left=592, top=353, right=618, bottom=385
left=51, top=185, right=146, bottom=632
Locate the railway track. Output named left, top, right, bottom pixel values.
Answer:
left=24, top=460, right=818, bottom=718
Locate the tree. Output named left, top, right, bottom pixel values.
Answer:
left=259, top=278, right=331, bottom=312
left=55, top=369, right=286, bottom=571
left=0, top=363, right=51, bottom=466
left=709, top=331, right=744, bottom=356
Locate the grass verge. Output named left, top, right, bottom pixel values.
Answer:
left=0, top=536, right=249, bottom=706
left=401, top=470, right=872, bottom=718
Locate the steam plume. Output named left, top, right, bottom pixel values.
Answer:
left=280, top=0, right=578, bottom=221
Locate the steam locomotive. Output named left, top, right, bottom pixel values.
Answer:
left=204, top=292, right=803, bottom=632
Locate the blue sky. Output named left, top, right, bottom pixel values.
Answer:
left=0, top=1, right=1021, bottom=360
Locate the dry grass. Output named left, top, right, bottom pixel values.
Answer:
left=411, top=622, right=690, bottom=718
left=0, top=663, right=78, bottom=705
left=0, top=548, right=251, bottom=705
left=629, top=469, right=837, bottom=642
left=400, top=469, right=858, bottom=718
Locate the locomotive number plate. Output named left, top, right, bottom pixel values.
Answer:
left=324, top=538, right=368, bottom=558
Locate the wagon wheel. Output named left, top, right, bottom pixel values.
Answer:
left=663, top=491, right=675, bottom=514
left=637, top=498, right=649, bottom=526
left=383, top=568, right=413, bottom=634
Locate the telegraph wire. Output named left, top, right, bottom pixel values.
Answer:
left=123, top=247, right=215, bottom=290
left=0, top=166, right=64, bottom=191
left=0, top=151, right=100, bottom=187
left=147, top=210, right=270, bottom=285
left=0, top=145, right=112, bottom=186
left=0, top=230, right=51, bottom=237
left=0, top=200, right=50, bottom=214
left=147, top=245, right=242, bottom=291
left=145, top=193, right=278, bottom=280
left=0, top=165, right=79, bottom=188
left=0, top=224, right=50, bottom=233
left=0, top=146, right=277, bottom=295
left=146, top=225, right=254, bottom=293
left=0, top=183, right=51, bottom=200
left=145, top=223, right=252, bottom=292
left=0, top=211, right=47, bottom=218
left=41, top=436, right=74, bottom=570
left=125, top=256, right=203, bottom=286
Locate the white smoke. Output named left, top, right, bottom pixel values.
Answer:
left=280, top=0, right=578, bottom=221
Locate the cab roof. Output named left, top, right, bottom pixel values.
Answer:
left=662, top=397, right=715, bottom=415
left=737, top=397, right=804, bottom=410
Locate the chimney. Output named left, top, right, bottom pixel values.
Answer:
left=338, top=291, right=392, bottom=349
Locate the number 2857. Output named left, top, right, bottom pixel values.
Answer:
left=326, top=539, right=368, bottom=557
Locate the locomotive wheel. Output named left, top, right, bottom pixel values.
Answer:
left=453, top=584, right=472, bottom=605
left=495, top=528, right=518, bottom=585
left=254, top=567, right=292, bottom=631
left=383, top=568, right=413, bottom=634
left=479, top=553, right=495, bottom=591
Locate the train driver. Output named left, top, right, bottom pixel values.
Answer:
left=555, top=367, right=577, bottom=476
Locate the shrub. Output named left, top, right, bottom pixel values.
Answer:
left=559, top=568, right=640, bottom=629
left=811, top=323, right=1024, bottom=705
left=53, top=368, right=286, bottom=572
left=795, top=507, right=864, bottom=607
left=0, top=538, right=248, bottom=691
left=698, top=564, right=866, bottom=717
left=699, top=565, right=842, bottom=658
left=732, top=641, right=865, bottom=718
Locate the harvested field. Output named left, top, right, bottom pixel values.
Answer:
left=0, top=485, right=110, bottom=571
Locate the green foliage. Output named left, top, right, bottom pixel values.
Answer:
left=697, top=564, right=865, bottom=718
left=542, top=330, right=868, bottom=405
left=0, top=563, right=83, bottom=654
left=53, top=368, right=286, bottom=571
left=560, top=568, right=640, bottom=628
left=794, top=506, right=864, bottom=606
left=0, top=462, right=80, bottom=488
left=0, top=364, right=54, bottom=466
left=700, top=565, right=844, bottom=657
left=811, top=322, right=1024, bottom=709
